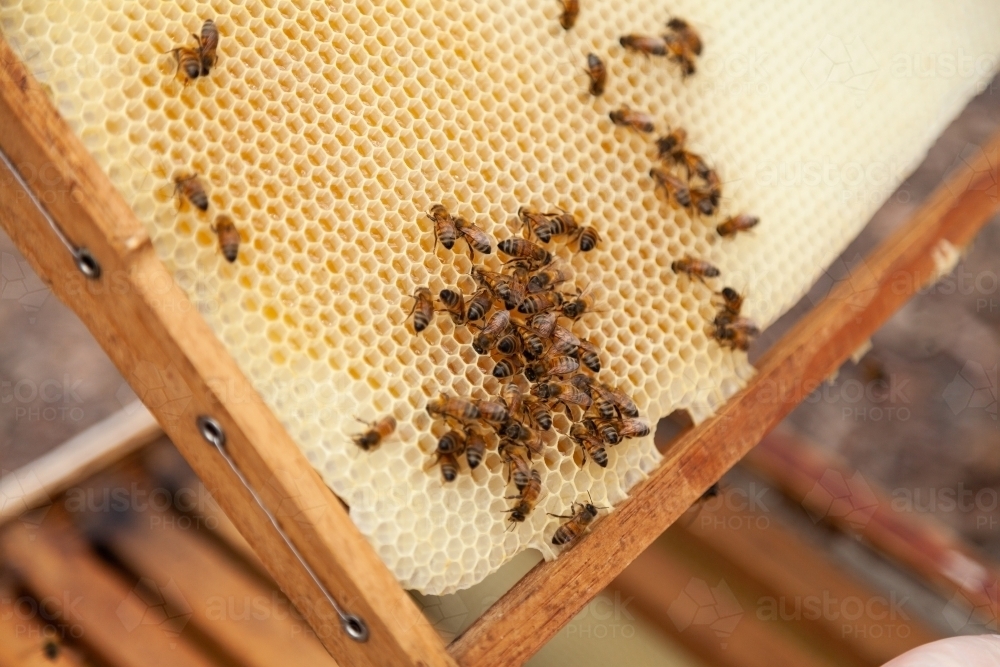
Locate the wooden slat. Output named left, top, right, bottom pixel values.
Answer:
left=449, top=127, right=1000, bottom=665
left=612, top=545, right=834, bottom=667
left=0, top=582, right=86, bottom=667
left=0, top=522, right=215, bottom=667
left=675, top=499, right=939, bottom=664
left=87, top=479, right=338, bottom=667
left=745, top=429, right=1000, bottom=626
left=0, top=37, right=453, bottom=667
left=0, top=404, right=160, bottom=527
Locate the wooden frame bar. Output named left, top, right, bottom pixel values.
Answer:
left=448, top=131, right=1000, bottom=665
left=0, top=38, right=454, bottom=667
left=2, top=26, right=999, bottom=666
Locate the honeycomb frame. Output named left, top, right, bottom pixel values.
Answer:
left=3, top=0, right=999, bottom=595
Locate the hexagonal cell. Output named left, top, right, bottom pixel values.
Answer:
left=6, top=0, right=999, bottom=595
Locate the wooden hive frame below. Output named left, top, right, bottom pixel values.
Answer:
left=1, top=33, right=999, bottom=667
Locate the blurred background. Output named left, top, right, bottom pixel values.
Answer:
left=1, top=63, right=998, bottom=667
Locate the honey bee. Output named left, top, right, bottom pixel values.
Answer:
left=663, top=34, right=697, bottom=77
left=493, top=358, right=522, bottom=379
left=436, top=452, right=460, bottom=482
left=436, top=429, right=466, bottom=455
left=518, top=206, right=555, bottom=240
left=499, top=266, right=529, bottom=311
left=525, top=355, right=580, bottom=382
left=559, top=0, right=579, bottom=29
left=500, top=441, right=533, bottom=490
left=671, top=255, right=720, bottom=282
left=549, top=325, right=581, bottom=357
left=550, top=501, right=601, bottom=546
left=576, top=338, right=601, bottom=373
left=438, top=288, right=466, bottom=324
left=197, top=18, right=219, bottom=75
left=498, top=238, right=552, bottom=268
left=408, top=287, right=435, bottom=333
left=465, top=431, right=486, bottom=469
left=716, top=315, right=760, bottom=337
left=529, top=311, right=558, bottom=338
left=522, top=396, right=553, bottom=430
left=609, top=105, right=655, bottom=133
left=466, top=289, right=493, bottom=322
left=689, top=184, right=719, bottom=217
left=578, top=226, right=600, bottom=252
left=496, top=330, right=524, bottom=357
left=528, top=262, right=572, bottom=294
left=649, top=167, right=692, bottom=210
left=518, top=324, right=547, bottom=359
left=351, top=415, right=396, bottom=451
left=531, top=380, right=593, bottom=413
left=592, top=395, right=617, bottom=420
left=587, top=418, right=620, bottom=445
left=715, top=287, right=744, bottom=317
left=666, top=17, right=703, bottom=56
left=572, top=375, right=639, bottom=418
left=472, top=310, right=511, bottom=354
left=535, top=211, right=580, bottom=244
left=454, top=216, right=493, bottom=258
left=426, top=394, right=480, bottom=422
left=476, top=399, right=510, bottom=425
left=585, top=53, right=606, bottom=96
left=170, top=46, right=202, bottom=83
left=173, top=173, right=209, bottom=211
left=618, top=35, right=668, bottom=57
left=570, top=423, right=608, bottom=467
left=717, top=213, right=760, bottom=237
left=518, top=290, right=564, bottom=315
left=560, top=289, right=595, bottom=320
left=428, top=204, right=457, bottom=251
left=211, top=215, right=240, bottom=263
left=713, top=325, right=752, bottom=352
left=501, top=382, right=523, bottom=418
left=506, top=469, right=542, bottom=523
left=502, top=420, right=543, bottom=457
left=618, top=417, right=651, bottom=439
left=655, top=128, right=688, bottom=159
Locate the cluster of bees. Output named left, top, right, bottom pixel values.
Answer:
left=354, top=9, right=766, bottom=550
left=580, top=14, right=761, bottom=352
left=164, top=19, right=241, bottom=264
left=416, top=203, right=649, bottom=545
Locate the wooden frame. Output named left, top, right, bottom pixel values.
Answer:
left=0, top=32, right=997, bottom=666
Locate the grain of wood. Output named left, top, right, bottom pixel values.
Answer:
left=89, top=486, right=339, bottom=667
left=448, top=128, right=1000, bottom=666
left=612, top=545, right=833, bottom=667
left=0, top=522, right=216, bottom=667
left=675, top=499, right=940, bottom=664
left=745, top=430, right=1000, bottom=629
left=0, top=583, right=86, bottom=667
left=0, top=36, right=454, bottom=667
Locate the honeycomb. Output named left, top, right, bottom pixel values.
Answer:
left=4, top=0, right=1000, bottom=595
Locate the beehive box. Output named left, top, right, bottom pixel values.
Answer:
left=3, top=0, right=1000, bottom=601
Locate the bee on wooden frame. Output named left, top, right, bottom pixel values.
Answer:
left=550, top=498, right=604, bottom=546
